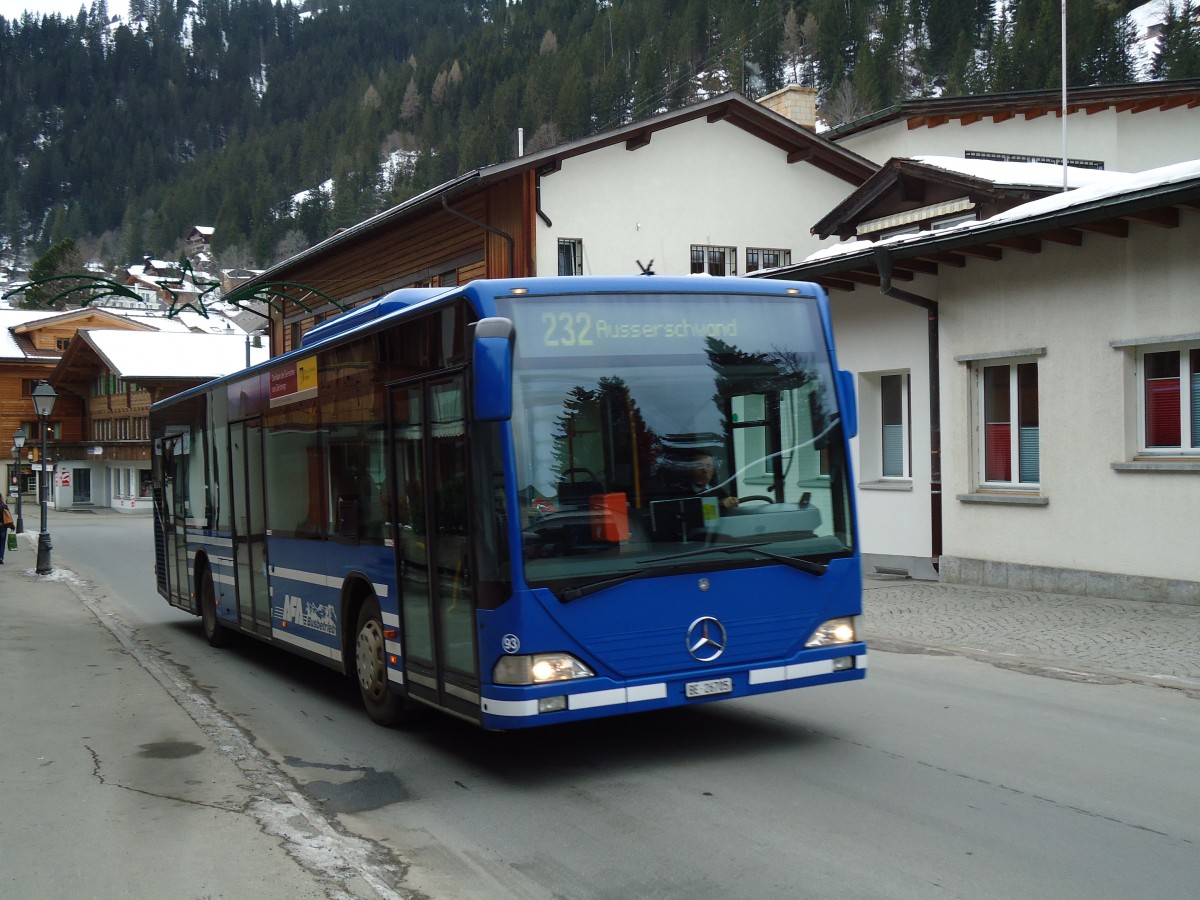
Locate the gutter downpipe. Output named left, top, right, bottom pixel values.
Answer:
left=872, top=246, right=942, bottom=569
left=535, top=171, right=552, bottom=227
left=441, top=195, right=516, bottom=277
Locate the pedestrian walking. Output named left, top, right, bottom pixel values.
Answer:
left=0, top=496, right=13, bottom=564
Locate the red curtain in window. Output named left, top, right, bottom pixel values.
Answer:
left=985, top=423, right=1011, bottom=481
left=1146, top=378, right=1180, bottom=447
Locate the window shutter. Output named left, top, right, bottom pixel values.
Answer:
left=1192, top=372, right=1200, bottom=448
left=1145, top=378, right=1180, bottom=447
left=985, top=423, right=1011, bottom=481
left=882, top=424, right=904, bottom=476
left=1018, top=427, right=1039, bottom=483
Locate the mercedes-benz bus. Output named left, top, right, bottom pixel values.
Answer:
left=151, top=276, right=865, bottom=730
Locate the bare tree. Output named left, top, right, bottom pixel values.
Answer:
left=273, top=229, right=309, bottom=266
left=820, top=79, right=869, bottom=129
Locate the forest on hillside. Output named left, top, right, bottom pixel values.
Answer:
left=1, top=0, right=1198, bottom=272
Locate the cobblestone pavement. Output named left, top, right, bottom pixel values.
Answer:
left=863, top=579, right=1200, bottom=695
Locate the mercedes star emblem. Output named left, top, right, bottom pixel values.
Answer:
left=686, top=616, right=727, bottom=662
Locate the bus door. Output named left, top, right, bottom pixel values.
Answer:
left=229, top=417, right=271, bottom=636
left=389, top=376, right=479, bottom=718
left=155, top=431, right=191, bottom=603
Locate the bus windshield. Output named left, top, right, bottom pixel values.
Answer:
left=497, top=290, right=855, bottom=598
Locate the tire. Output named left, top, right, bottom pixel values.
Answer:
left=199, top=565, right=233, bottom=648
left=355, top=597, right=406, bottom=726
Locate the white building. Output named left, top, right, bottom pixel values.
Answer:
left=765, top=148, right=1200, bottom=603
left=829, top=81, right=1200, bottom=174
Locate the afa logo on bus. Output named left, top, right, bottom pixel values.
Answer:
left=278, top=594, right=337, bottom=635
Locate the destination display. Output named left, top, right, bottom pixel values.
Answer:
left=509, top=294, right=815, bottom=359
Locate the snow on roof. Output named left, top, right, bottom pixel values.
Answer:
left=2, top=306, right=249, bottom=363
left=986, top=157, right=1200, bottom=223
left=84, top=330, right=270, bottom=380
left=0, top=309, right=61, bottom=359
left=911, top=155, right=1129, bottom=190
left=116, top=313, right=191, bottom=332
left=804, top=157, right=1200, bottom=264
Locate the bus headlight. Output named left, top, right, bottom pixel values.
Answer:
left=493, top=653, right=595, bottom=685
left=805, top=616, right=858, bottom=648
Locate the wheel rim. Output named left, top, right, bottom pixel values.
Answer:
left=356, top=618, right=386, bottom=700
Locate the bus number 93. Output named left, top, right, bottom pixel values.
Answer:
left=542, top=311, right=594, bottom=348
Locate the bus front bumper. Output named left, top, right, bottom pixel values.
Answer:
left=477, top=644, right=866, bottom=730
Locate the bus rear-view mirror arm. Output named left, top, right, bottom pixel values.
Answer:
left=837, top=369, right=857, bottom=439
left=473, top=317, right=515, bottom=422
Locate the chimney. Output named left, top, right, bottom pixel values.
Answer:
left=757, top=85, right=817, bottom=130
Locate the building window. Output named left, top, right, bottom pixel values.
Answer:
left=880, top=373, right=911, bottom=477
left=746, top=247, right=792, bottom=273
left=965, top=150, right=1105, bottom=170
left=878, top=224, right=921, bottom=240
left=557, top=239, right=583, bottom=276
left=1140, top=345, right=1200, bottom=454
left=931, top=211, right=977, bottom=231
left=56, top=338, right=70, bottom=350
left=21, top=419, right=61, bottom=442
left=977, top=360, right=1039, bottom=487
left=690, top=244, right=737, bottom=276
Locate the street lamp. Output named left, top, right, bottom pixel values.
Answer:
left=11, top=427, right=25, bottom=534
left=31, top=381, right=57, bottom=575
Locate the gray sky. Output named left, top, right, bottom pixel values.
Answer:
left=0, top=1, right=128, bottom=20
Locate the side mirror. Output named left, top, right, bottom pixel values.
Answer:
left=473, top=317, right=515, bottom=422
left=836, top=369, right=857, bottom=439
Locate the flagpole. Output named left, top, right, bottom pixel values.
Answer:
left=1061, top=0, right=1069, bottom=191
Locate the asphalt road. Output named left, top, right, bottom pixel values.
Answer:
left=45, top=511, right=1200, bottom=900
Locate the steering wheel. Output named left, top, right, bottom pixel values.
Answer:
left=737, top=495, right=774, bottom=503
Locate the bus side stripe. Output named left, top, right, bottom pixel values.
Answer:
left=271, top=566, right=335, bottom=586
left=273, top=627, right=340, bottom=661
left=270, top=566, right=389, bottom=599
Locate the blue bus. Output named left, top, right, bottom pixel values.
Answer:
left=151, top=276, right=865, bottom=730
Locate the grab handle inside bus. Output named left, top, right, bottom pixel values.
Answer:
left=473, top=317, right=515, bottom=421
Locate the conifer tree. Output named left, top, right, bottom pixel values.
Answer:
left=24, top=238, right=85, bottom=309
left=1153, top=2, right=1200, bottom=78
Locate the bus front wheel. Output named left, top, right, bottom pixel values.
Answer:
left=199, top=566, right=233, bottom=648
left=355, top=598, right=405, bottom=726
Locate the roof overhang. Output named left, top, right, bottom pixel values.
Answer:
left=827, top=79, right=1200, bottom=142
left=760, top=170, right=1200, bottom=293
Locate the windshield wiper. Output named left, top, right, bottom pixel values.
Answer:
left=558, top=568, right=664, bottom=602
left=639, top=541, right=828, bottom=576
left=557, top=542, right=828, bottom=602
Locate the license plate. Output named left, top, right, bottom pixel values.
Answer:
left=685, top=677, right=733, bottom=698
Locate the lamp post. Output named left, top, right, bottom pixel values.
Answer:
left=11, top=427, right=25, bottom=533
left=225, top=321, right=259, bottom=368
left=31, top=381, right=57, bottom=575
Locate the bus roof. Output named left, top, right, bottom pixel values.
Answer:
left=151, top=275, right=826, bottom=412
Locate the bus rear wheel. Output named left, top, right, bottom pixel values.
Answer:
left=355, top=597, right=406, bottom=726
left=199, top=566, right=233, bottom=648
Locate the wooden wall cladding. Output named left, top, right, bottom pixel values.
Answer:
left=272, top=172, right=537, bottom=353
